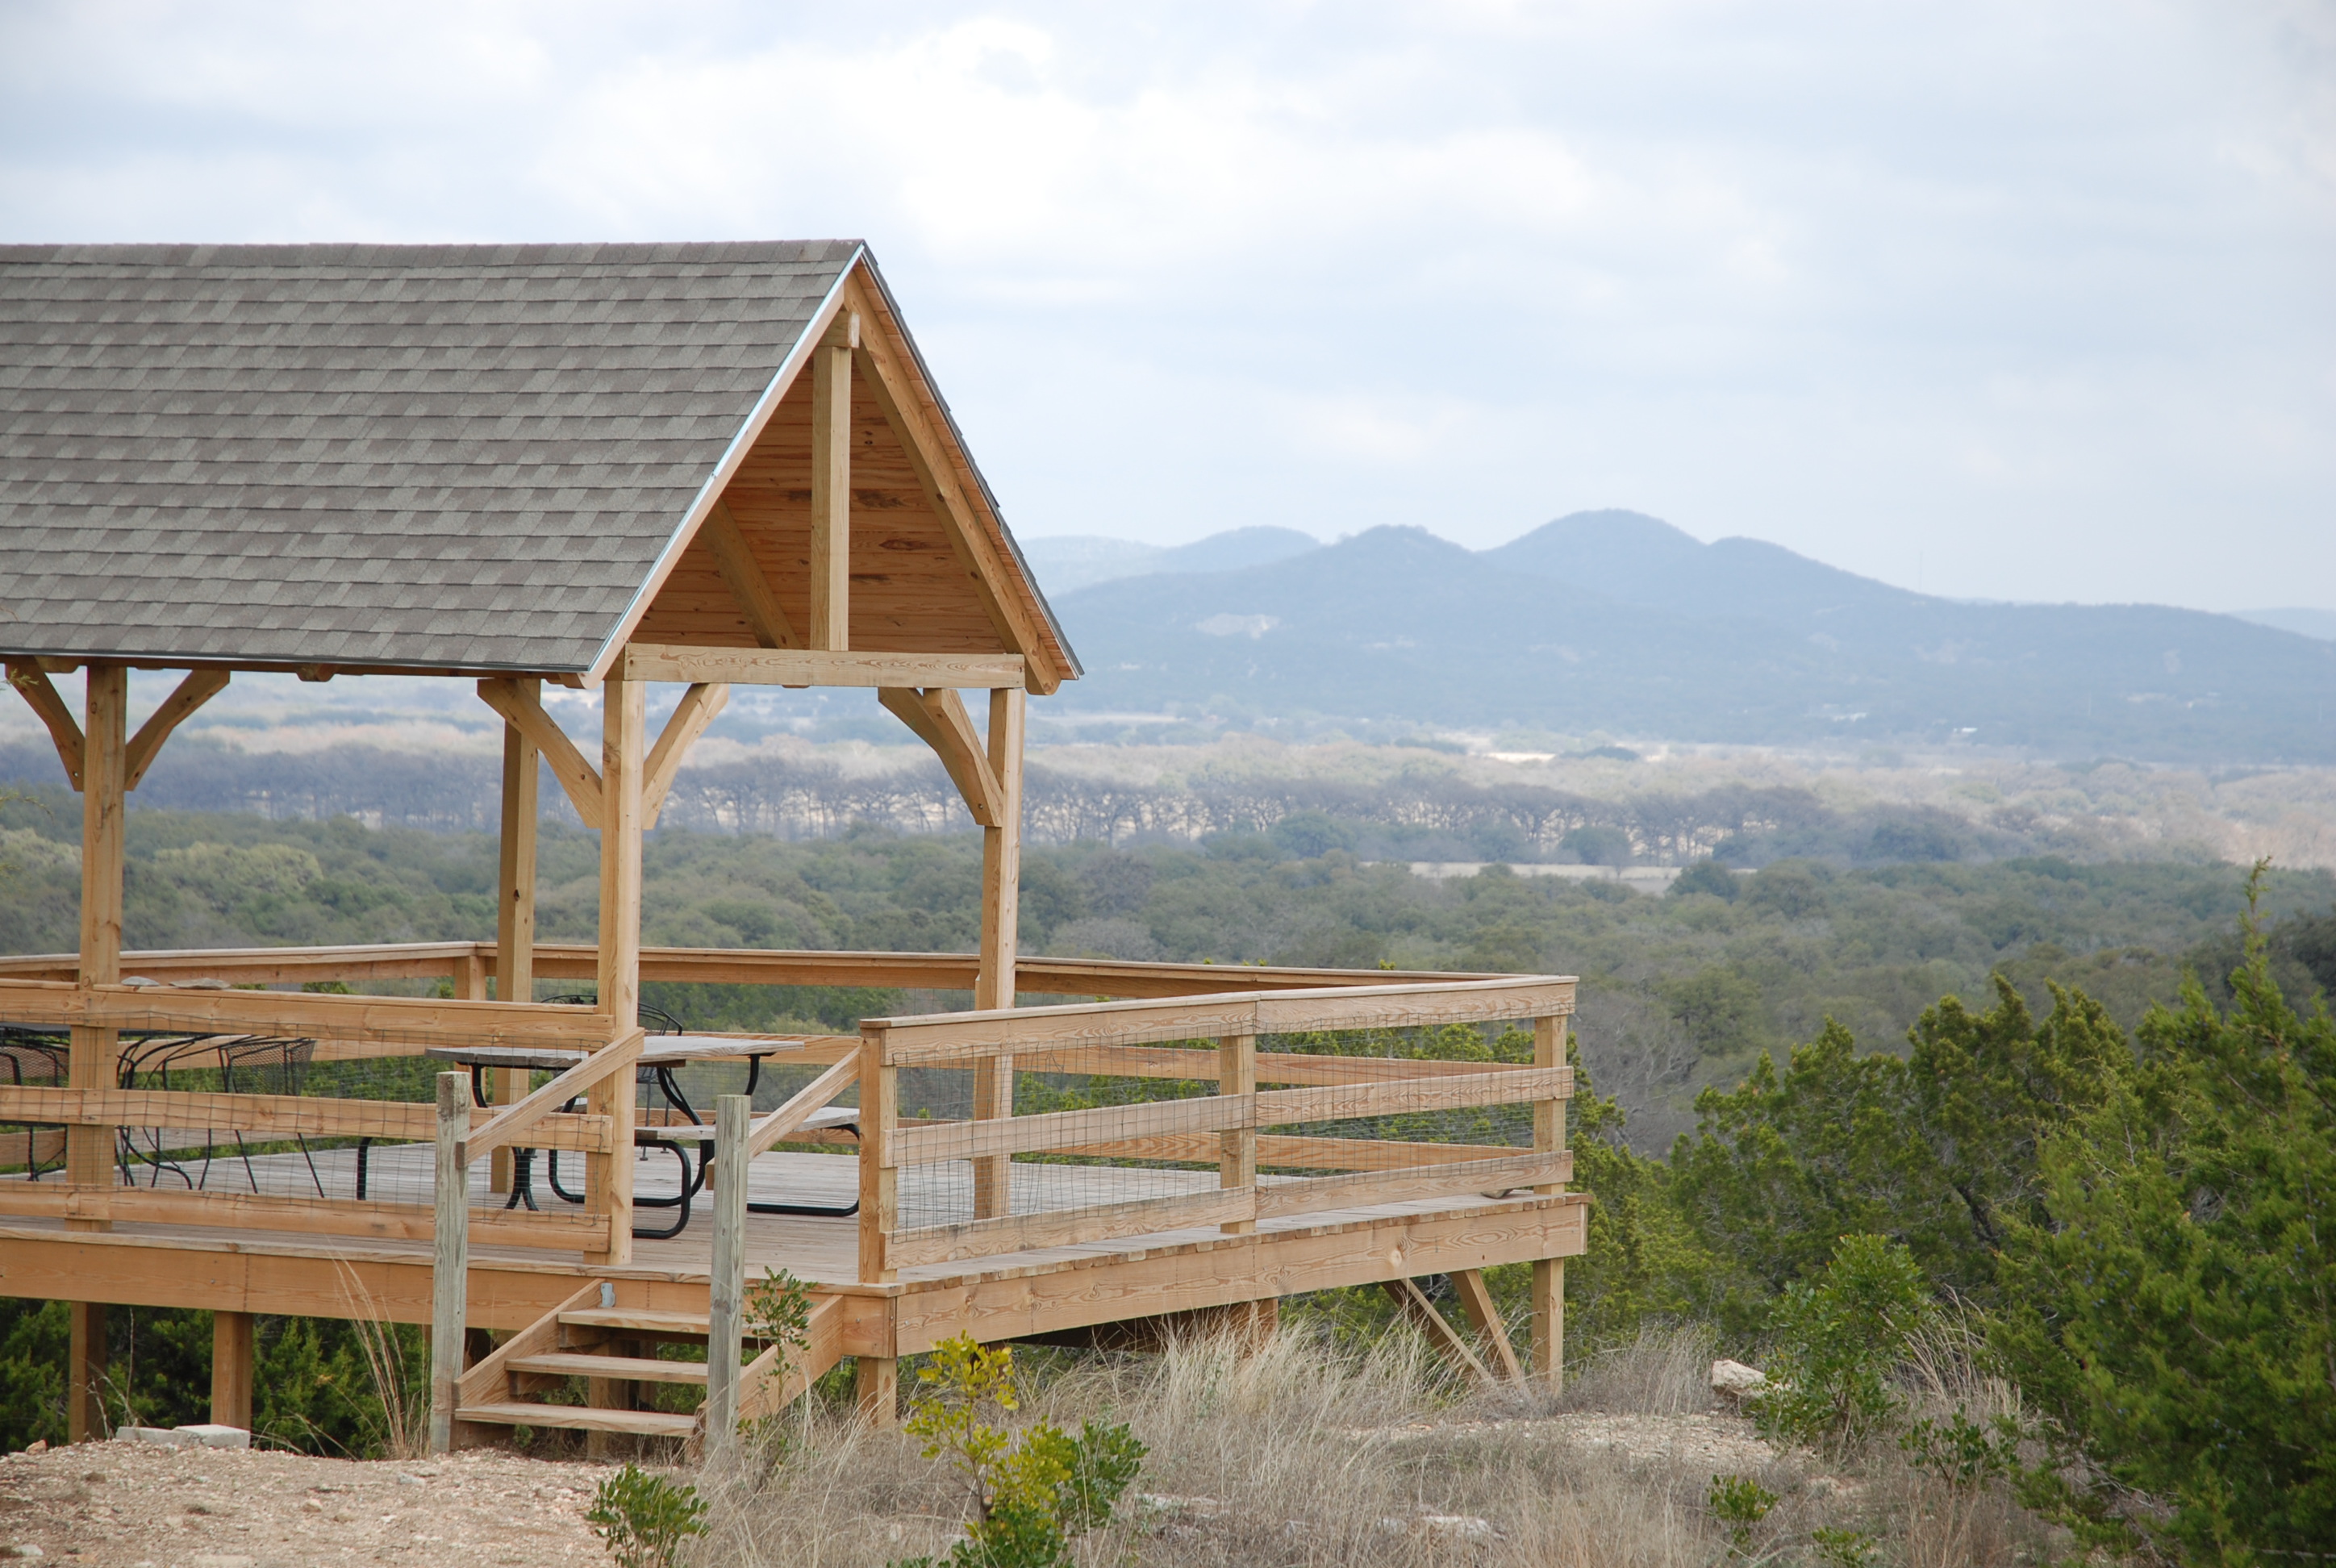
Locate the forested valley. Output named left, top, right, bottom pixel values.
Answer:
left=2, top=791, right=2332, bottom=1558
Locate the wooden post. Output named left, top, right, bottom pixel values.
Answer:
left=493, top=703, right=540, bottom=1194
left=211, top=1310, right=255, bottom=1430
left=857, top=1037, right=896, bottom=1286
left=68, top=665, right=125, bottom=1441
left=589, top=677, right=644, bottom=1266
left=704, top=1094, right=749, bottom=1454
left=808, top=327, right=853, bottom=651
left=971, top=686, right=1023, bottom=1220
left=1220, top=1032, right=1256, bottom=1234
left=429, top=1071, right=471, bottom=1454
left=1531, top=1012, right=1569, bottom=1395
left=854, top=1356, right=897, bottom=1428
left=67, top=1305, right=106, bottom=1443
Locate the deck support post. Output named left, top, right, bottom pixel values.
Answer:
left=1220, top=1033, right=1257, bottom=1234
left=854, top=1356, right=897, bottom=1428
left=211, top=1310, right=255, bottom=1430
left=704, top=1094, right=749, bottom=1454
left=1532, top=1012, right=1570, bottom=1393
left=589, top=677, right=644, bottom=1266
left=971, top=686, right=1024, bottom=1218
left=492, top=700, right=540, bottom=1192
left=67, top=1305, right=106, bottom=1443
left=67, top=666, right=126, bottom=1442
left=429, top=1071, right=471, bottom=1455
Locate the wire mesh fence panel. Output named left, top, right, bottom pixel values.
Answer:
left=0, top=1028, right=67, bottom=1178
left=884, top=1017, right=1556, bottom=1261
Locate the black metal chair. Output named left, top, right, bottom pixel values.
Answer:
left=0, top=1028, right=68, bottom=1180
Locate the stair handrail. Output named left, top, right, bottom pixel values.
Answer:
left=463, top=1027, right=646, bottom=1162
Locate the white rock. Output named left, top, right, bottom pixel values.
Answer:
left=1710, top=1360, right=1771, bottom=1400
left=3, top=1545, right=46, bottom=1560
left=174, top=1424, right=251, bottom=1450
left=1419, top=1515, right=1500, bottom=1541
left=113, top=1427, right=194, bottom=1448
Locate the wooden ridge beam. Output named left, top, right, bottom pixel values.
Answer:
left=6, top=661, right=84, bottom=788
left=701, top=498, right=799, bottom=650
left=124, top=669, right=229, bottom=790
left=617, top=645, right=1024, bottom=690
left=477, top=678, right=603, bottom=829
left=643, top=682, right=728, bottom=829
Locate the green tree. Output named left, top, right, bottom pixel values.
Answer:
left=1669, top=978, right=2127, bottom=1333
left=1993, top=876, right=2336, bottom=1561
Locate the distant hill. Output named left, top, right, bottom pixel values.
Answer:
left=1040, top=512, right=2336, bottom=763
left=1020, top=526, right=1318, bottom=594
left=2238, top=608, right=2336, bottom=642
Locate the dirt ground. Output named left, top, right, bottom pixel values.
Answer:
left=0, top=1408, right=1784, bottom=1567
left=0, top=1443, right=611, bottom=1567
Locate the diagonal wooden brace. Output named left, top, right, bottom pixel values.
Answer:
left=478, top=678, right=604, bottom=829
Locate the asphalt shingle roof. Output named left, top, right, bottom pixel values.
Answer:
left=0, top=241, right=861, bottom=671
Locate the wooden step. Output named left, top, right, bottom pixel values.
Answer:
left=457, top=1402, right=698, bottom=1438
left=510, top=1352, right=710, bottom=1386
left=558, top=1307, right=711, bottom=1337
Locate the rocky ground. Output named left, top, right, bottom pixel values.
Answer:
left=0, top=1443, right=607, bottom=1567
left=0, top=1407, right=1785, bottom=1566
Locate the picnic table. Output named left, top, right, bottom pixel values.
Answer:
left=423, top=1036, right=859, bottom=1237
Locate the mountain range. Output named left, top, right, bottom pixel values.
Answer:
left=1028, top=511, right=2336, bottom=763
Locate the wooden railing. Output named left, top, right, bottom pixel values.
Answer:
left=0, top=977, right=637, bottom=1253
left=0, top=942, right=1499, bottom=999
left=852, top=974, right=1576, bottom=1280
left=0, top=956, right=1579, bottom=1282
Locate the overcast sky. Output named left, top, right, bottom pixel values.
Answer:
left=2, top=1, right=2329, bottom=611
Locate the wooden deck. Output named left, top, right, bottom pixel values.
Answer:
left=0, top=946, right=1586, bottom=1440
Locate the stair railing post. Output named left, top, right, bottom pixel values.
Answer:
left=430, top=1070, right=472, bottom=1454
left=705, top=1092, right=749, bottom=1454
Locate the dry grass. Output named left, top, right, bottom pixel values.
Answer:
left=686, top=1320, right=2079, bottom=1567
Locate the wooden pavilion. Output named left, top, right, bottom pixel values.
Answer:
left=0, top=243, right=1583, bottom=1451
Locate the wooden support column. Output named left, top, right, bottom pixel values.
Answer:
left=589, top=678, right=644, bottom=1266
left=492, top=703, right=540, bottom=1194
left=1531, top=1012, right=1569, bottom=1394
left=429, top=1072, right=471, bottom=1454
left=854, top=1356, right=898, bottom=1428
left=857, top=1037, right=897, bottom=1286
left=1220, top=1033, right=1257, bottom=1234
left=68, top=1305, right=106, bottom=1443
left=970, top=686, right=1024, bottom=1220
left=68, top=666, right=125, bottom=1442
left=704, top=1094, right=749, bottom=1454
left=807, top=319, right=855, bottom=651
left=211, top=1310, right=255, bottom=1430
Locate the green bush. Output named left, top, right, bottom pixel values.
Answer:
left=1754, top=1234, right=1933, bottom=1453
left=1705, top=1473, right=1775, bottom=1558
left=893, top=1336, right=1145, bottom=1568
left=586, top=1465, right=707, bottom=1568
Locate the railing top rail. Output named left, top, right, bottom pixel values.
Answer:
left=0, top=978, right=617, bottom=1051
left=0, top=943, right=1506, bottom=998
left=863, top=974, right=1577, bottom=1065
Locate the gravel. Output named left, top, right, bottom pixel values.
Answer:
left=0, top=1443, right=619, bottom=1567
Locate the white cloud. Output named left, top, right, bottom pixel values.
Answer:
left=0, top=0, right=2328, bottom=608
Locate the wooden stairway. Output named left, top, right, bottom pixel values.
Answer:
left=454, top=1279, right=846, bottom=1447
